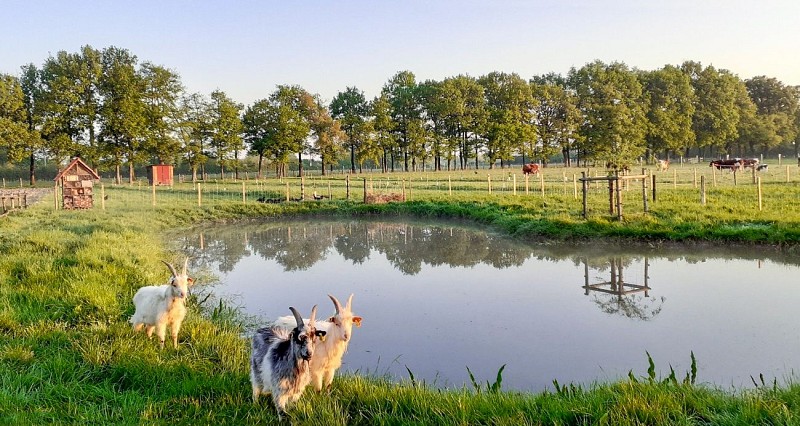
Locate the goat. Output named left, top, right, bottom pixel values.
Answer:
left=130, top=258, right=194, bottom=349
left=274, top=294, right=362, bottom=391
left=250, top=305, right=326, bottom=418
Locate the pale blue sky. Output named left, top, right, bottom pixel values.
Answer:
left=2, top=1, right=798, bottom=105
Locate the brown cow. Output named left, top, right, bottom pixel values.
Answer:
left=522, top=163, right=540, bottom=175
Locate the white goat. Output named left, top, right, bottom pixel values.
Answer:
left=274, top=294, right=362, bottom=391
left=130, top=258, right=194, bottom=349
left=250, top=305, right=326, bottom=418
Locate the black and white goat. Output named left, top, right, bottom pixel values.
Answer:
left=274, top=294, right=362, bottom=391
left=250, top=305, right=326, bottom=417
left=130, top=258, right=194, bottom=349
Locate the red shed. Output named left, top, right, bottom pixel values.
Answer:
left=146, top=164, right=174, bottom=186
left=53, top=157, right=101, bottom=209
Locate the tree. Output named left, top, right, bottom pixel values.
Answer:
left=208, top=90, right=243, bottom=178
left=439, top=75, right=486, bottom=170
left=382, top=71, right=423, bottom=171
left=243, top=98, right=276, bottom=179
left=98, top=46, right=145, bottom=184
left=569, top=61, right=648, bottom=170
left=18, top=65, right=46, bottom=185
left=140, top=63, right=184, bottom=164
left=639, top=65, right=695, bottom=161
left=744, top=76, right=799, bottom=154
left=367, top=94, right=395, bottom=172
left=308, top=97, right=345, bottom=175
left=330, top=87, right=369, bottom=173
left=681, top=62, right=741, bottom=157
left=176, top=92, right=212, bottom=182
left=0, top=74, right=35, bottom=176
left=478, top=72, right=535, bottom=168
left=530, top=74, right=582, bottom=166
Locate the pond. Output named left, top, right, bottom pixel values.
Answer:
left=175, top=218, right=800, bottom=392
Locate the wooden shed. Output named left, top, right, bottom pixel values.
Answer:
left=146, top=164, right=174, bottom=186
left=54, top=157, right=101, bottom=209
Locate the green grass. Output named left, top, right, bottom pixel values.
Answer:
left=2, top=167, right=800, bottom=424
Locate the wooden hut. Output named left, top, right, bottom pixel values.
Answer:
left=146, top=164, right=174, bottom=186
left=54, top=157, right=101, bottom=209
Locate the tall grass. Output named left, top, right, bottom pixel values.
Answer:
left=2, top=170, right=800, bottom=424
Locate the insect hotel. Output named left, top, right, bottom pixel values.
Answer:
left=53, top=157, right=101, bottom=209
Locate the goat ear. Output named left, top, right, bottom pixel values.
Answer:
left=187, top=277, right=195, bottom=286
left=353, top=316, right=362, bottom=327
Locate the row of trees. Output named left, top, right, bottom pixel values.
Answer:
left=1, top=45, right=799, bottom=185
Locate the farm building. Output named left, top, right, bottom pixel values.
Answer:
left=54, top=157, right=101, bottom=209
left=147, top=164, right=174, bottom=186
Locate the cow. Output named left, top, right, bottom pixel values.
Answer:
left=740, top=158, right=759, bottom=170
left=709, top=159, right=742, bottom=170
left=522, top=163, right=540, bottom=175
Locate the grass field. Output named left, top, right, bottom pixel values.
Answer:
left=2, top=163, right=800, bottom=424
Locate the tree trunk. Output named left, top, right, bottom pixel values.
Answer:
left=128, top=162, right=135, bottom=184
left=116, top=164, right=121, bottom=185
left=29, top=153, right=36, bottom=186
left=298, top=152, right=303, bottom=177
left=257, top=154, right=264, bottom=179
left=350, top=143, right=356, bottom=173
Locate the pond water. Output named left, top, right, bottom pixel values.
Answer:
left=175, top=218, right=800, bottom=392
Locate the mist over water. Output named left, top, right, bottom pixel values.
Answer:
left=176, top=218, right=800, bottom=391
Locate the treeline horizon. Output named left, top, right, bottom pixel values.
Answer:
left=1, top=44, right=798, bottom=185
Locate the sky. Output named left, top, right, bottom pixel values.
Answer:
left=2, top=0, right=799, bottom=107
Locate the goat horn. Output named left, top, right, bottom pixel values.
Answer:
left=161, top=260, right=178, bottom=278
left=289, top=307, right=304, bottom=330
left=182, top=257, right=189, bottom=275
left=309, top=305, right=318, bottom=324
left=328, top=294, right=342, bottom=315
left=346, top=293, right=354, bottom=309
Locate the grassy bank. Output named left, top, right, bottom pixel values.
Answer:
left=2, top=186, right=800, bottom=424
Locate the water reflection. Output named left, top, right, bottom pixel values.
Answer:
left=174, top=218, right=800, bottom=391
left=583, top=257, right=664, bottom=320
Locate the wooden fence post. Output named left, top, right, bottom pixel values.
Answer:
left=700, top=175, right=706, bottom=205
left=151, top=181, right=156, bottom=207
left=54, top=184, right=59, bottom=210
left=539, top=173, right=545, bottom=197
left=363, top=178, right=367, bottom=203
left=197, top=183, right=202, bottom=207
left=242, top=181, right=246, bottom=204
left=448, top=175, right=452, bottom=196
left=101, top=184, right=106, bottom=211
left=513, top=174, right=517, bottom=195
left=573, top=174, right=578, bottom=199
left=285, top=182, right=290, bottom=202
left=757, top=176, right=762, bottom=211
left=346, top=175, right=350, bottom=200
left=487, top=175, right=492, bottom=194
left=581, top=172, right=587, bottom=219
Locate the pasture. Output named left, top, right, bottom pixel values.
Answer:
left=2, top=160, right=800, bottom=424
